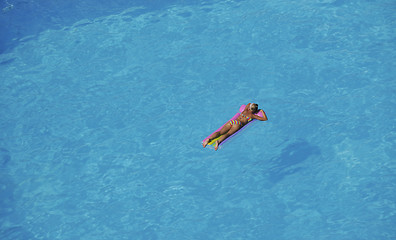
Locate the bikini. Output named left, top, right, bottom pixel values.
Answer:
left=229, top=120, right=242, bottom=126
left=241, top=113, right=252, bottom=122
left=229, top=114, right=252, bottom=126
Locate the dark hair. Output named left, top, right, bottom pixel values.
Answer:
left=250, top=103, right=258, bottom=113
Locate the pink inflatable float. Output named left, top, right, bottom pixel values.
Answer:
left=202, top=104, right=264, bottom=149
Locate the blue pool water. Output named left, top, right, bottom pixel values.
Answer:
left=1, top=0, right=395, bottom=239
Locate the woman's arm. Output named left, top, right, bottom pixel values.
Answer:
left=252, top=109, right=268, bottom=121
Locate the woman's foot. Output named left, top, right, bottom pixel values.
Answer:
left=214, top=141, right=220, bottom=151
left=202, top=139, right=210, bottom=148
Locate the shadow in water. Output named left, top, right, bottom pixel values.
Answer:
left=0, top=148, right=11, bottom=166
left=0, top=226, right=35, bottom=240
left=0, top=173, right=35, bottom=240
left=0, top=148, right=36, bottom=240
left=268, top=140, right=321, bottom=184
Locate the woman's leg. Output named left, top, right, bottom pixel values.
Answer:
left=203, top=122, right=232, bottom=147
left=214, top=124, right=241, bottom=150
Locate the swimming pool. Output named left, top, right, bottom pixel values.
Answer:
left=1, top=0, right=395, bottom=239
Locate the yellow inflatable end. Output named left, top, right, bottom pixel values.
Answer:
left=208, top=136, right=221, bottom=145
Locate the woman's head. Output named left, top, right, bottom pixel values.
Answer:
left=250, top=103, right=258, bottom=113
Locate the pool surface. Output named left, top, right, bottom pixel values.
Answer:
left=1, top=0, right=395, bottom=239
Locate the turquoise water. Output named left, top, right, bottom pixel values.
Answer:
left=1, top=0, right=395, bottom=239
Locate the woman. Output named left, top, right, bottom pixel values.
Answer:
left=203, top=103, right=268, bottom=150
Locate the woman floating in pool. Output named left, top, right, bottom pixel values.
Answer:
left=202, top=103, right=268, bottom=150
